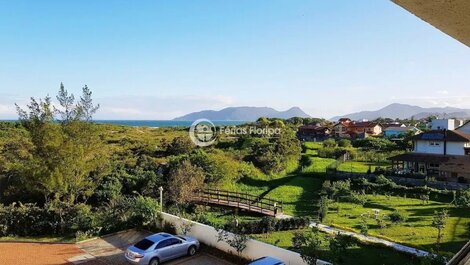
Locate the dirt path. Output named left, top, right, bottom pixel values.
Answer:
left=0, top=242, right=84, bottom=265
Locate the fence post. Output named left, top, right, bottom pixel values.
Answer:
left=247, top=193, right=251, bottom=211
left=237, top=192, right=240, bottom=208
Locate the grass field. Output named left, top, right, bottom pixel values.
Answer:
left=327, top=194, right=470, bottom=253
left=337, top=161, right=390, bottom=173
left=212, top=141, right=470, bottom=257
left=251, top=229, right=421, bottom=265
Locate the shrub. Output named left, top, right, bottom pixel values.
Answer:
left=166, top=136, right=195, bottom=155
left=225, top=217, right=311, bottom=234
left=161, top=221, right=177, bottom=234
left=338, top=139, right=351, bottom=148
left=344, top=191, right=368, bottom=206
left=454, top=189, right=470, bottom=208
left=317, top=147, right=345, bottom=159
left=0, top=202, right=110, bottom=237
left=359, top=217, right=368, bottom=236
left=375, top=175, right=395, bottom=186
left=317, top=196, right=329, bottom=222
left=352, top=138, right=397, bottom=151
left=323, top=139, right=336, bottom=148
left=388, top=210, right=407, bottom=223
left=328, top=233, right=357, bottom=264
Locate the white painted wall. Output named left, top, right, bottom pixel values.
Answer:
left=447, top=142, right=466, bottom=155
left=431, top=119, right=455, bottom=130
left=414, top=140, right=466, bottom=155
left=414, top=140, right=444, bottom=154
left=160, top=212, right=331, bottom=265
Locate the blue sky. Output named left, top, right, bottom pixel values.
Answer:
left=0, top=0, right=469, bottom=119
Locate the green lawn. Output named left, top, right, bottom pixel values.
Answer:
left=337, top=161, right=390, bottom=173
left=251, top=229, right=421, bottom=265
left=327, top=194, right=470, bottom=253
left=213, top=141, right=470, bottom=257
left=266, top=175, right=323, bottom=216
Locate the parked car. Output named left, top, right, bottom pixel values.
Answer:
left=248, top=256, right=285, bottom=265
left=125, top=232, right=200, bottom=265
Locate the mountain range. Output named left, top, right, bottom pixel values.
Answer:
left=330, top=103, right=470, bottom=121
left=173, top=103, right=470, bottom=122
left=173, top=106, right=311, bottom=121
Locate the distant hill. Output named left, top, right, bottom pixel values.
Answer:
left=330, top=103, right=470, bottom=121
left=173, top=106, right=311, bottom=121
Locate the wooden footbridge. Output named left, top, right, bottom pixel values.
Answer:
left=192, top=189, right=283, bottom=217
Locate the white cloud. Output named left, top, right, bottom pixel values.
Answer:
left=94, top=94, right=237, bottom=120
left=389, top=95, right=470, bottom=109
left=0, top=104, right=16, bottom=118
left=436, top=90, right=449, bottom=95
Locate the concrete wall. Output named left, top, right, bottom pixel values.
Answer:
left=160, top=212, right=331, bottom=265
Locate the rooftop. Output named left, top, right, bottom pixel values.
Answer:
left=412, top=130, right=470, bottom=142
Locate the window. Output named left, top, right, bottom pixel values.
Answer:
left=134, top=239, right=155, bottom=251
left=429, top=141, right=440, bottom=146
left=155, top=239, right=171, bottom=249
left=155, top=238, right=181, bottom=249
left=168, top=238, right=182, bottom=246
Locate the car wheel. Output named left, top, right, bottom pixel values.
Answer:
left=149, top=258, right=160, bottom=265
left=188, top=245, right=197, bottom=256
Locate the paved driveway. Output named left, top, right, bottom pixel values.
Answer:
left=0, top=230, right=234, bottom=265
left=72, top=230, right=234, bottom=265
left=78, top=253, right=234, bottom=265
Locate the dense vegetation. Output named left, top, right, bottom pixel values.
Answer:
left=0, top=85, right=302, bottom=241
left=1, top=87, right=469, bottom=265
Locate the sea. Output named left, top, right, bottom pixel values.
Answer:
left=1, top=120, right=248, bottom=128
left=95, top=120, right=248, bottom=128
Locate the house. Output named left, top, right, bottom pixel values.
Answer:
left=381, top=122, right=406, bottom=129
left=333, top=118, right=352, bottom=138
left=297, top=124, right=331, bottom=141
left=383, top=126, right=421, bottom=138
left=348, top=122, right=383, bottom=137
left=431, top=118, right=464, bottom=130
left=333, top=118, right=382, bottom=138
left=412, top=130, right=470, bottom=156
left=389, top=130, right=470, bottom=182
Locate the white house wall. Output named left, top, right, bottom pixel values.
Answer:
left=414, top=140, right=466, bottom=155
left=415, top=140, right=444, bottom=154
left=447, top=142, right=466, bottom=155
left=431, top=119, right=455, bottom=130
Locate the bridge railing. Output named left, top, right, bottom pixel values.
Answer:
left=194, top=188, right=283, bottom=215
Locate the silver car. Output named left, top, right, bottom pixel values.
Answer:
left=125, top=232, right=200, bottom=265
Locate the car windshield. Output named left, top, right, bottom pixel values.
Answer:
left=134, top=239, right=154, bottom=250
left=176, top=236, right=186, bottom=241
